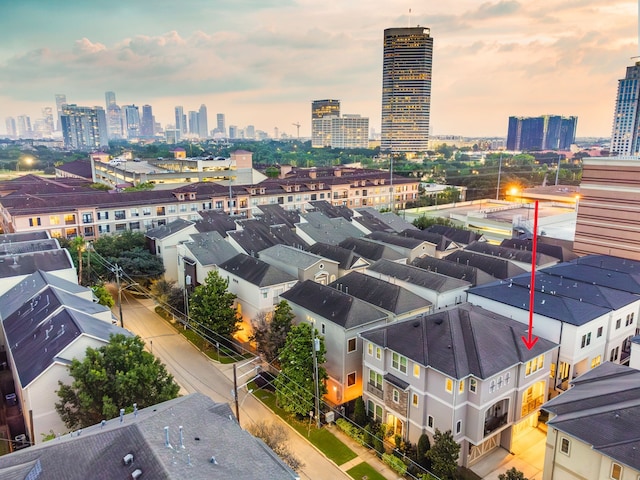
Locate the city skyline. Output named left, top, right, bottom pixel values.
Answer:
left=0, top=0, right=637, bottom=138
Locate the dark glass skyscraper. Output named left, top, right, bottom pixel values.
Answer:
left=507, top=115, right=577, bottom=151
left=381, top=27, right=433, bottom=155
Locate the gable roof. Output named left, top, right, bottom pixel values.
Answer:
left=259, top=244, right=332, bottom=270
left=228, top=219, right=309, bottom=255
left=426, top=225, right=483, bottom=245
left=399, top=228, right=456, bottom=251
left=0, top=238, right=59, bottom=256
left=542, top=261, right=640, bottom=294
left=338, top=237, right=406, bottom=262
left=308, top=200, right=354, bottom=220
left=195, top=210, right=238, bottom=237
left=542, top=363, right=640, bottom=471
left=354, top=208, right=417, bottom=233
left=411, top=256, right=496, bottom=286
left=0, top=393, right=298, bottom=480
left=500, top=238, right=579, bottom=262
left=360, top=303, right=556, bottom=379
left=465, top=241, right=558, bottom=266
left=307, top=242, right=370, bottom=270
left=255, top=204, right=301, bottom=229
left=367, top=259, right=471, bottom=292
left=0, top=250, right=73, bottom=279
left=54, top=159, right=93, bottom=180
left=0, top=231, right=50, bottom=243
left=443, top=250, right=527, bottom=279
left=218, top=254, right=297, bottom=287
left=281, top=280, right=388, bottom=329
left=365, top=231, right=427, bottom=250
left=146, top=218, right=195, bottom=240
left=182, top=232, right=239, bottom=267
left=574, top=254, right=640, bottom=275
left=328, top=272, right=432, bottom=315
left=296, top=212, right=364, bottom=245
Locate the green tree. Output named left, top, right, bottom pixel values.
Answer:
left=498, top=467, right=529, bottom=480
left=412, top=216, right=455, bottom=230
left=188, top=271, right=241, bottom=338
left=417, top=433, right=432, bottom=470
left=149, top=278, right=185, bottom=318
left=425, top=429, right=460, bottom=480
left=250, top=300, right=294, bottom=364
left=55, top=334, right=179, bottom=430
left=274, top=322, right=328, bottom=417
left=91, top=283, right=114, bottom=308
left=353, top=396, right=367, bottom=426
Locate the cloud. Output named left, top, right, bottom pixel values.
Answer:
left=469, top=1, right=522, bottom=20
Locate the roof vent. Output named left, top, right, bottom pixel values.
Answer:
left=123, top=453, right=134, bottom=466
left=210, top=456, right=219, bottom=465
left=131, top=469, right=142, bottom=479
left=435, top=318, right=443, bottom=325
left=413, top=321, right=420, bottom=327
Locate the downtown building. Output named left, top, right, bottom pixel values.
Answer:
left=611, top=61, right=640, bottom=156
left=506, top=115, right=577, bottom=151
left=311, top=99, right=369, bottom=149
left=381, top=27, right=433, bottom=156
left=312, top=99, right=341, bottom=147
left=60, top=104, right=108, bottom=150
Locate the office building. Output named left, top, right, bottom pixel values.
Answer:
left=506, top=115, right=577, bottom=151
left=188, top=110, right=199, bottom=136
left=16, top=115, right=32, bottom=138
left=5, top=117, right=16, bottom=138
left=216, top=113, right=226, bottom=137
left=312, top=99, right=340, bottom=147
left=381, top=27, right=433, bottom=155
left=198, top=104, right=208, bottom=138
left=42, top=107, right=54, bottom=136
left=122, top=105, right=140, bottom=139
left=174, top=106, right=186, bottom=141
left=331, top=114, right=369, bottom=149
left=229, top=125, right=237, bottom=139
left=104, top=91, right=123, bottom=140
left=60, top=104, right=108, bottom=150
left=54, top=94, right=67, bottom=131
left=611, top=61, right=640, bottom=156
left=245, top=125, right=255, bottom=140
left=140, top=104, right=155, bottom=138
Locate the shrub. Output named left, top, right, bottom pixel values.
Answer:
left=335, top=418, right=365, bottom=445
left=353, top=396, right=367, bottom=426
left=382, top=452, right=407, bottom=475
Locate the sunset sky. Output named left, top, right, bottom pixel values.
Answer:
left=0, top=0, right=637, bottom=138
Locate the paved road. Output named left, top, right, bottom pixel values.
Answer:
left=118, top=293, right=350, bottom=480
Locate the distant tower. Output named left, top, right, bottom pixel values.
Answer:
left=42, top=107, right=54, bottom=136
left=175, top=106, right=186, bottom=140
left=216, top=113, right=226, bottom=137
left=105, top=91, right=123, bottom=140
left=611, top=61, right=640, bottom=156
left=55, top=94, right=67, bottom=131
left=60, top=104, right=108, bottom=150
left=311, top=99, right=340, bottom=148
left=105, top=91, right=116, bottom=107
left=140, top=105, right=155, bottom=137
left=198, top=104, right=209, bottom=138
left=5, top=117, right=17, bottom=138
left=188, top=111, right=199, bottom=135
left=122, top=105, right=140, bottom=139
left=381, top=27, right=433, bottom=155
left=16, top=115, right=32, bottom=138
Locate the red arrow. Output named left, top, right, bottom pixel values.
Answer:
left=522, top=200, right=540, bottom=350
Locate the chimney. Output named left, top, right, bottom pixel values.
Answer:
left=309, top=168, right=317, bottom=179
left=334, top=168, right=342, bottom=177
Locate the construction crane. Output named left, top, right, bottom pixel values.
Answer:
left=292, top=122, right=301, bottom=139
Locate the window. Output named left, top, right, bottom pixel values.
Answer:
left=469, top=378, right=477, bottom=393
left=115, top=223, right=126, bottom=232
left=157, top=206, right=166, bottom=216
left=591, top=355, right=602, bottom=369
left=191, top=203, right=198, bottom=211
left=82, top=213, right=93, bottom=223
left=560, top=437, right=570, bottom=455
left=367, top=343, right=373, bottom=356
left=412, top=393, right=419, bottom=407
left=321, top=323, right=326, bottom=335
left=347, top=372, right=356, bottom=387
left=392, top=389, right=399, bottom=403
left=392, top=353, right=407, bottom=374
left=427, top=415, right=434, bottom=429
left=369, top=370, right=383, bottom=389
left=168, top=205, right=177, bottom=214
left=29, top=217, right=41, bottom=227
left=459, top=380, right=465, bottom=393
left=64, top=214, right=75, bottom=224
left=611, top=463, right=622, bottom=480
left=114, top=210, right=126, bottom=220
left=616, top=318, right=621, bottom=329
left=456, top=420, right=462, bottom=434
left=129, top=222, right=140, bottom=230
left=376, top=347, right=382, bottom=360
left=581, top=333, right=591, bottom=348
left=98, top=211, right=109, bottom=220
left=180, top=204, right=187, bottom=212
left=142, top=207, right=151, bottom=216
left=50, top=215, right=60, bottom=225
left=130, top=208, right=139, bottom=217
left=445, top=378, right=453, bottom=393
left=413, top=364, right=420, bottom=378
left=347, top=338, right=356, bottom=353
left=610, top=346, right=620, bottom=362
left=597, top=326, right=603, bottom=337
left=525, top=354, right=544, bottom=376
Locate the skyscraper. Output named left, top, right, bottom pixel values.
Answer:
left=140, top=105, right=155, bottom=137
left=122, top=105, right=141, bottom=139
left=381, top=27, right=433, bottom=155
left=311, top=99, right=340, bottom=147
left=198, top=104, right=208, bottom=139
left=175, top=106, right=186, bottom=141
left=60, top=104, right=108, bottom=150
left=105, top=91, right=123, bottom=140
left=5, top=117, right=17, bottom=138
left=42, top=107, right=54, bottom=136
left=611, top=61, right=640, bottom=156
left=16, top=115, right=32, bottom=138
left=188, top=111, right=199, bottom=135
left=331, top=114, right=369, bottom=149
left=506, top=115, right=577, bottom=151
left=55, top=94, right=67, bottom=131
left=216, top=113, right=226, bottom=137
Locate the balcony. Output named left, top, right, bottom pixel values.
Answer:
left=366, top=382, right=384, bottom=400
left=484, top=398, right=509, bottom=437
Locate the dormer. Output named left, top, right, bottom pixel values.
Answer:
left=309, top=183, right=316, bottom=190
left=188, top=192, right=196, bottom=200
left=285, top=185, right=293, bottom=192
left=319, top=183, right=324, bottom=189
left=361, top=180, right=366, bottom=187
left=294, top=185, right=300, bottom=192
left=373, top=179, right=379, bottom=185
left=259, top=187, right=266, bottom=194
left=380, top=179, right=385, bottom=185
left=176, top=193, right=185, bottom=201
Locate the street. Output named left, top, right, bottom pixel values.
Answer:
left=118, top=293, right=350, bottom=480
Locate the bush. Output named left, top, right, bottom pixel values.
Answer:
left=373, top=425, right=386, bottom=455
left=335, top=418, right=366, bottom=446
left=353, top=396, right=367, bottom=426
left=382, top=452, right=407, bottom=475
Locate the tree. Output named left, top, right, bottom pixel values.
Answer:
left=412, top=215, right=454, bottom=230
left=55, top=334, right=179, bottom=430
left=353, top=396, right=367, bottom=426
left=149, top=278, right=185, bottom=318
left=417, top=433, right=432, bottom=470
left=188, top=271, right=240, bottom=339
left=91, top=283, right=114, bottom=308
left=274, top=322, right=328, bottom=417
left=498, top=467, right=529, bottom=480
left=425, top=429, right=460, bottom=480
left=247, top=421, right=304, bottom=472
left=250, top=300, right=294, bottom=364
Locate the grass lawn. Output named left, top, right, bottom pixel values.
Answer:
left=254, top=387, right=357, bottom=466
left=346, top=462, right=387, bottom=480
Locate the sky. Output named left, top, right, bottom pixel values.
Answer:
left=0, top=0, right=637, bottom=138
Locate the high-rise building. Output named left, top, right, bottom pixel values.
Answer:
left=611, top=61, right=640, bottom=156
left=331, top=114, right=369, bottom=149
left=5, top=117, right=17, bottom=138
left=506, top=115, right=577, bottom=151
left=42, top=107, right=54, bottom=136
left=55, top=94, right=67, bottom=131
left=198, top=104, right=208, bottom=139
left=188, top=111, right=199, bottom=136
left=312, top=99, right=340, bottom=147
left=105, top=91, right=116, bottom=107
left=228, top=125, right=237, bottom=139
left=104, top=91, right=123, bottom=140
left=216, top=113, right=226, bottom=137
left=140, top=105, right=155, bottom=137
left=175, top=106, right=186, bottom=140
left=381, top=27, right=433, bottom=155
left=122, top=105, right=140, bottom=139
left=60, top=104, right=108, bottom=150
left=245, top=125, right=255, bottom=139
left=16, top=115, right=32, bottom=138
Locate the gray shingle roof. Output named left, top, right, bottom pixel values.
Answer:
left=354, top=208, right=417, bottom=233
left=0, top=231, right=50, bottom=243
left=259, top=244, right=328, bottom=270
left=281, top=280, right=388, bottom=329
left=255, top=204, right=301, bottom=228
left=411, top=256, right=495, bottom=286
left=543, top=363, right=640, bottom=471
left=0, top=393, right=298, bottom=480
left=328, top=272, right=432, bottom=315
left=0, top=250, right=72, bottom=279
left=360, top=303, right=557, bottom=379
left=182, top=232, right=239, bottom=267
left=542, top=261, right=640, bottom=294
left=219, top=254, right=297, bottom=287
left=499, top=238, right=578, bottom=262
left=146, top=218, right=194, bottom=240
left=0, top=238, right=59, bottom=256
left=365, top=231, right=426, bottom=249
left=307, top=242, right=369, bottom=270
left=443, top=250, right=527, bottom=279
left=367, top=259, right=471, bottom=292
left=426, top=225, right=483, bottom=245
left=465, top=241, right=558, bottom=266
left=195, top=210, right=238, bottom=237
left=399, top=228, right=455, bottom=251
left=338, top=237, right=406, bottom=262
left=229, top=219, right=308, bottom=255
left=308, top=200, right=354, bottom=220
left=296, top=212, right=364, bottom=245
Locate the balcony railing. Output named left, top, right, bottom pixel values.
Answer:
left=366, top=382, right=383, bottom=399
left=521, top=396, right=544, bottom=417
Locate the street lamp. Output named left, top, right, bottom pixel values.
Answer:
left=17, top=156, right=33, bottom=173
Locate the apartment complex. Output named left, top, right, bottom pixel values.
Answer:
left=381, top=27, right=433, bottom=155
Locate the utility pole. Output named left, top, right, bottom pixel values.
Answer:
left=113, top=264, right=124, bottom=328
left=389, top=155, right=394, bottom=212
left=312, top=328, right=321, bottom=429
left=496, top=154, right=503, bottom=200
left=233, top=363, right=240, bottom=422
left=555, top=154, right=561, bottom=185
